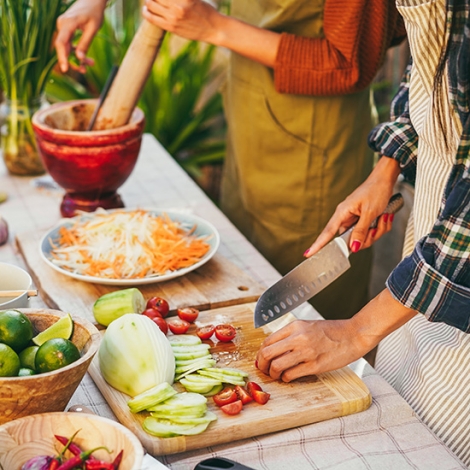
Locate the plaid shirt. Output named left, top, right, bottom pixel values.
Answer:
left=368, top=0, right=470, bottom=333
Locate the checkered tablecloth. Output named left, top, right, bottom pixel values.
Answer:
left=0, top=135, right=466, bottom=469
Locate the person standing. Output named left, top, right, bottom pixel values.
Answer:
left=257, top=0, right=470, bottom=464
left=55, top=0, right=406, bottom=319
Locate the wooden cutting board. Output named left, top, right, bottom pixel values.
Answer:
left=16, top=230, right=264, bottom=324
left=88, top=303, right=371, bottom=456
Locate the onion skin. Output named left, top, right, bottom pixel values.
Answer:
left=0, top=216, right=8, bottom=246
left=21, top=455, right=53, bottom=470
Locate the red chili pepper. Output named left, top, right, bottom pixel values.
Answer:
left=111, top=450, right=123, bottom=469
left=55, top=434, right=98, bottom=462
left=48, top=458, right=60, bottom=470
left=56, top=446, right=109, bottom=470
left=85, top=460, right=114, bottom=470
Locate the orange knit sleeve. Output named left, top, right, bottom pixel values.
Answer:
left=274, top=0, right=405, bottom=95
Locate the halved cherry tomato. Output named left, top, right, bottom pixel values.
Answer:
left=151, top=316, right=168, bottom=335
left=234, top=385, right=253, bottom=405
left=213, top=386, right=238, bottom=407
left=246, top=381, right=262, bottom=396
left=177, top=307, right=199, bottom=323
left=142, top=307, right=162, bottom=320
left=220, top=399, right=243, bottom=415
left=196, top=324, right=215, bottom=340
left=146, top=297, right=170, bottom=318
left=214, top=324, right=236, bottom=342
left=251, top=389, right=270, bottom=405
left=167, top=318, right=190, bottom=335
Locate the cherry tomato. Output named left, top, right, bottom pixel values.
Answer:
left=234, top=385, right=253, bottom=405
left=167, top=318, right=190, bottom=335
left=213, top=386, right=239, bottom=407
left=214, top=324, right=236, bottom=342
left=220, top=400, right=243, bottom=415
left=146, top=297, right=170, bottom=318
left=251, top=389, right=270, bottom=405
left=142, top=307, right=162, bottom=320
left=177, top=307, right=199, bottom=323
left=246, top=381, right=262, bottom=396
left=151, top=316, right=168, bottom=335
left=196, top=324, right=215, bottom=340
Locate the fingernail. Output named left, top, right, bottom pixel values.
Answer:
left=371, top=229, right=378, bottom=237
left=303, top=249, right=310, bottom=257
left=382, top=213, right=389, bottom=223
left=390, top=214, right=395, bottom=222
left=76, top=50, right=84, bottom=60
left=351, top=240, right=361, bottom=253
left=254, top=360, right=258, bottom=369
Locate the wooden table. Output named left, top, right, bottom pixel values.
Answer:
left=0, top=135, right=465, bottom=469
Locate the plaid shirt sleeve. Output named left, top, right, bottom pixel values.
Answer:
left=368, top=60, right=418, bottom=184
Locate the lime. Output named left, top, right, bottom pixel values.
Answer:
left=0, top=343, right=21, bottom=377
left=18, top=345, right=39, bottom=370
left=18, top=367, right=35, bottom=376
left=0, top=310, right=34, bottom=352
left=35, top=338, right=81, bottom=373
left=32, top=313, right=74, bottom=346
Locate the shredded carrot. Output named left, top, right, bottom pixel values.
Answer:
left=48, top=209, right=212, bottom=279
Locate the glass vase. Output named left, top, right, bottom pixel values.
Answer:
left=0, top=96, right=46, bottom=176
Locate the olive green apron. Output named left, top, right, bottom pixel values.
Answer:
left=220, top=0, right=374, bottom=319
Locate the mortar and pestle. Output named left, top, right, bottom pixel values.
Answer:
left=32, top=20, right=165, bottom=217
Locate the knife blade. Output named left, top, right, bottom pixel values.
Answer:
left=254, top=193, right=404, bottom=328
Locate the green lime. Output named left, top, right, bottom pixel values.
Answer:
left=18, top=345, right=39, bottom=370
left=32, top=313, right=74, bottom=346
left=35, top=338, right=81, bottom=373
left=18, top=367, right=35, bottom=376
left=0, top=343, right=21, bottom=377
left=0, top=310, right=34, bottom=352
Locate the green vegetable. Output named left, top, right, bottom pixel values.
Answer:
left=128, top=382, right=177, bottom=414
left=99, top=314, right=175, bottom=397
left=93, top=288, right=145, bottom=326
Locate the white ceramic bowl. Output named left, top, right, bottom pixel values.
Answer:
left=0, top=262, right=33, bottom=309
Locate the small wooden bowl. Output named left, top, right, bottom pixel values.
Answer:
left=0, top=411, right=144, bottom=470
left=0, top=308, right=100, bottom=424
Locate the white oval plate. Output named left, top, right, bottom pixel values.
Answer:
left=39, top=209, right=220, bottom=286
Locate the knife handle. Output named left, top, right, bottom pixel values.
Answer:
left=194, top=457, right=257, bottom=470
left=339, top=193, right=404, bottom=246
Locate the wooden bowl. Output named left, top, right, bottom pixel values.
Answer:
left=0, top=308, right=100, bottom=424
left=0, top=411, right=144, bottom=470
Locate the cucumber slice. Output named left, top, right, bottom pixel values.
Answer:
left=171, top=344, right=210, bottom=353
left=169, top=335, right=202, bottom=347
left=204, top=367, right=249, bottom=378
left=93, top=288, right=145, bottom=326
left=179, top=379, right=215, bottom=394
left=175, top=359, right=216, bottom=374
left=180, top=374, right=222, bottom=386
left=198, top=370, right=246, bottom=386
left=143, top=417, right=211, bottom=437
left=127, top=382, right=177, bottom=413
left=173, top=350, right=212, bottom=361
left=202, top=383, right=224, bottom=397
left=149, top=410, right=217, bottom=425
left=175, top=354, right=213, bottom=367
left=148, top=392, right=207, bottom=413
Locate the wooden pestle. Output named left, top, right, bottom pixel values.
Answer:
left=93, top=19, right=165, bottom=130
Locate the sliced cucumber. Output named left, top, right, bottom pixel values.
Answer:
left=175, top=359, right=216, bottom=375
left=203, top=383, right=224, bottom=397
left=143, top=417, right=211, bottom=437
left=179, top=379, right=215, bottom=394
left=173, top=349, right=212, bottom=361
left=204, top=367, right=249, bottom=378
left=149, top=410, right=217, bottom=425
left=169, top=335, right=202, bottom=347
left=127, top=382, right=177, bottom=413
left=175, top=355, right=213, bottom=367
left=198, top=370, right=246, bottom=386
left=180, top=374, right=222, bottom=386
left=171, top=344, right=210, bottom=353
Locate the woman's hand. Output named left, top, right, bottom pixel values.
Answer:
left=142, top=0, right=223, bottom=44
left=304, top=157, right=402, bottom=256
left=55, top=0, right=107, bottom=73
left=256, top=289, right=417, bottom=382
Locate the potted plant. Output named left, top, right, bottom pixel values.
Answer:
left=0, top=0, right=72, bottom=175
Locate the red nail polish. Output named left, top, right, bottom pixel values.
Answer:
left=351, top=240, right=361, bottom=253
left=390, top=214, right=395, bottom=222
left=382, top=213, right=389, bottom=223
left=303, top=249, right=310, bottom=257
left=371, top=229, right=378, bottom=237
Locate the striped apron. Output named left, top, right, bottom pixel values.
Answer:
left=375, top=0, right=470, bottom=465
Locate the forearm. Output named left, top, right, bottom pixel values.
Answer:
left=351, top=288, right=417, bottom=353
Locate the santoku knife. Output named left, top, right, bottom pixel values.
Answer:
left=254, top=193, right=404, bottom=328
